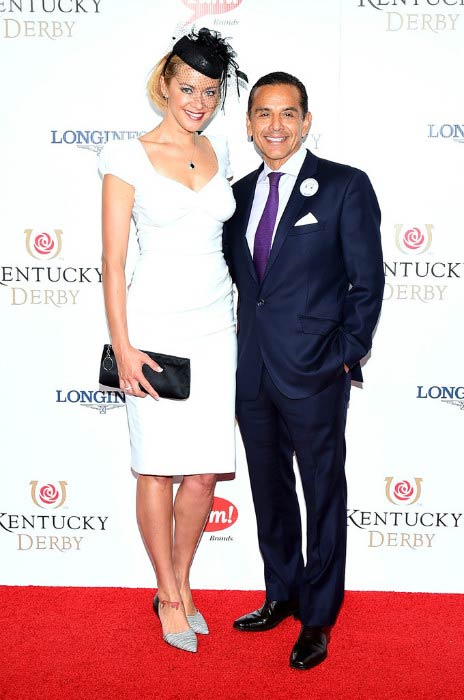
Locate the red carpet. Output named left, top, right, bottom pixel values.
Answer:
left=1, top=588, right=463, bottom=700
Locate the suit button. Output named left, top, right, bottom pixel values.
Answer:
left=257, top=299, right=265, bottom=307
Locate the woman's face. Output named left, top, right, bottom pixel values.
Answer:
left=161, top=64, right=221, bottom=132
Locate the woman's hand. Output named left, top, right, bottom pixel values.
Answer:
left=115, top=346, right=163, bottom=400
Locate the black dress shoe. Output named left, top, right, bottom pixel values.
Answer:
left=289, top=625, right=327, bottom=670
left=233, top=598, right=299, bottom=632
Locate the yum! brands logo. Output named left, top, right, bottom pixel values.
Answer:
left=25, top=229, right=63, bottom=261
left=181, top=0, right=243, bottom=23
left=394, top=224, right=432, bottom=255
left=205, top=496, right=238, bottom=541
left=30, top=481, right=68, bottom=510
left=385, top=477, right=422, bottom=506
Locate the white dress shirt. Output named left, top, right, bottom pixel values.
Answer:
left=245, top=145, right=307, bottom=254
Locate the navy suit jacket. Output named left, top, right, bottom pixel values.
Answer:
left=223, top=149, right=384, bottom=400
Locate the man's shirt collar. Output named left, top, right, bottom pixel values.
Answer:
left=259, top=145, right=307, bottom=181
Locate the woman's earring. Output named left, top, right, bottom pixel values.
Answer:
left=247, top=135, right=253, bottom=143
left=163, top=94, right=168, bottom=101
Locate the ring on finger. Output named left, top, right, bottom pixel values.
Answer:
left=124, top=385, right=132, bottom=391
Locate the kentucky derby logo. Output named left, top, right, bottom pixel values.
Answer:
left=205, top=496, right=238, bottom=532
left=385, top=477, right=422, bottom=506
left=181, top=0, right=242, bottom=23
left=394, top=224, right=432, bottom=255
left=25, top=229, right=63, bottom=260
left=30, top=481, right=68, bottom=510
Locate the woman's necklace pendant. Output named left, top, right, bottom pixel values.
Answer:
left=188, top=133, right=196, bottom=170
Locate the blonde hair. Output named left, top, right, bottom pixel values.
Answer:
left=147, top=53, right=185, bottom=112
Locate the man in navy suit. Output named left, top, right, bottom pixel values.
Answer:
left=223, top=72, right=384, bottom=670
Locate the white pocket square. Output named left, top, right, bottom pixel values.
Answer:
left=295, top=212, right=318, bottom=226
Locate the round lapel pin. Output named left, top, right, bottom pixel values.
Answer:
left=300, top=178, right=319, bottom=197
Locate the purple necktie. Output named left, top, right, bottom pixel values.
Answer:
left=253, top=171, right=283, bottom=282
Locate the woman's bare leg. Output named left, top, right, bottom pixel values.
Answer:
left=136, top=474, right=190, bottom=634
left=172, top=473, right=217, bottom=614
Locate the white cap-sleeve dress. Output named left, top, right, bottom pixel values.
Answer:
left=98, top=135, right=237, bottom=476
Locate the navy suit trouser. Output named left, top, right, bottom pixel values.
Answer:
left=236, top=367, right=351, bottom=627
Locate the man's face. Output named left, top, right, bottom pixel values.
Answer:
left=246, top=84, right=312, bottom=170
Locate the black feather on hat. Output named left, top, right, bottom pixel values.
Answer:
left=164, top=28, right=247, bottom=105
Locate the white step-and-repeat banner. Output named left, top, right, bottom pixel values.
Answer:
left=1, top=0, right=463, bottom=593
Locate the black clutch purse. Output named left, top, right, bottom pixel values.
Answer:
left=99, top=344, right=190, bottom=399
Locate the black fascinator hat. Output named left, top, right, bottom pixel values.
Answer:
left=164, top=27, right=247, bottom=106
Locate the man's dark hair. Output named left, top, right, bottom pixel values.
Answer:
left=247, top=71, right=309, bottom=115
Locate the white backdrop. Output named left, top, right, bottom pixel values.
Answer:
left=1, top=0, right=463, bottom=593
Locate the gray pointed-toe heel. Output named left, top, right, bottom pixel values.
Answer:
left=153, top=594, right=198, bottom=653
left=187, top=610, right=209, bottom=635
left=163, top=628, right=198, bottom=652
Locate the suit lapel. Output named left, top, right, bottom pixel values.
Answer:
left=262, top=150, right=318, bottom=284
left=235, top=164, right=263, bottom=284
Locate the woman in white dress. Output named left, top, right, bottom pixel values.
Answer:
left=99, top=29, right=246, bottom=653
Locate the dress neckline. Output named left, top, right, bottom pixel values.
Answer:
left=136, top=136, right=219, bottom=194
